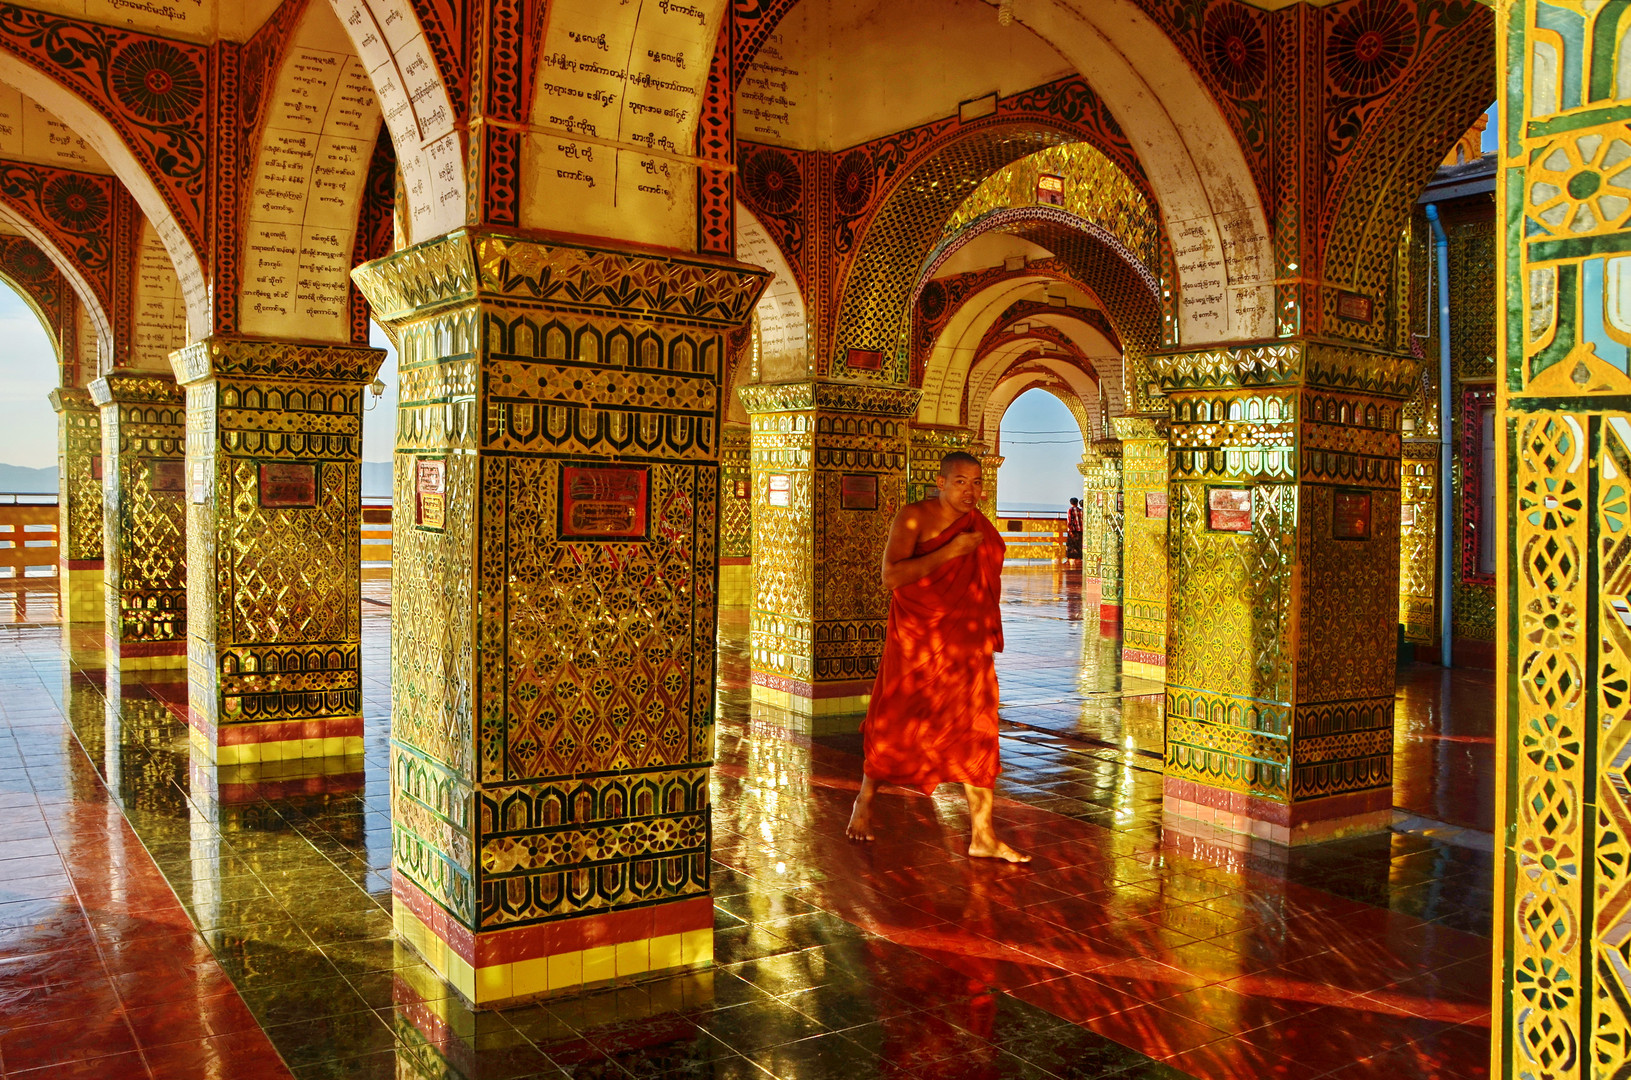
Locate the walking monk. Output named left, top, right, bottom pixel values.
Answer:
left=845, top=451, right=1029, bottom=862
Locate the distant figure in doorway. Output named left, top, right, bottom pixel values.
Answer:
left=845, top=451, right=1029, bottom=862
left=1065, top=497, right=1084, bottom=566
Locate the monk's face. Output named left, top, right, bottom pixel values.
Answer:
left=937, top=463, right=983, bottom=514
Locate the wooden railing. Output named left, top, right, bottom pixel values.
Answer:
left=997, top=514, right=1067, bottom=562
left=362, top=499, right=392, bottom=564
left=0, top=497, right=58, bottom=577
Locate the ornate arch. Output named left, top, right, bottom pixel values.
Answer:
left=1318, top=2, right=1495, bottom=348
left=326, top=0, right=465, bottom=245
left=734, top=202, right=809, bottom=391
left=0, top=30, right=206, bottom=333
left=238, top=2, right=387, bottom=344
left=0, top=233, right=69, bottom=373
left=0, top=158, right=137, bottom=372
left=918, top=209, right=1159, bottom=421
left=825, top=78, right=1152, bottom=382
left=967, top=337, right=1103, bottom=445
left=981, top=366, right=1096, bottom=454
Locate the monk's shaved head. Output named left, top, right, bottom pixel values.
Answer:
left=938, top=451, right=981, bottom=477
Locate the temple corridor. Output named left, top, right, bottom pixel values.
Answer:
left=0, top=568, right=1493, bottom=1078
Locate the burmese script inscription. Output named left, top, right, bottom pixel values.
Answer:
left=528, top=0, right=727, bottom=247
left=242, top=46, right=383, bottom=341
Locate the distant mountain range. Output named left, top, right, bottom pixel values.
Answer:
left=0, top=464, right=54, bottom=493
left=1, top=462, right=397, bottom=498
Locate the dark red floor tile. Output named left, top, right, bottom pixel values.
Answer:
left=1165, top=1035, right=1333, bottom=1080
left=0, top=1012, right=138, bottom=1072
left=9, top=1049, right=151, bottom=1078
left=1082, top=1002, right=1226, bottom=1060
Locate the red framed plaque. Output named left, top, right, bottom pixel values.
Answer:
left=415, top=457, right=446, bottom=530
left=149, top=458, right=185, bottom=492
left=767, top=474, right=790, bottom=507
left=840, top=473, right=878, bottom=511
left=561, top=464, right=648, bottom=539
left=1036, top=174, right=1065, bottom=206
left=1207, top=487, right=1252, bottom=532
left=846, top=348, right=884, bottom=371
left=1144, top=491, right=1168, bottom=519
left=733, top=478, right=748, bottom=500
left=258, top=462, right=317, bottom=508
left=1333, top=489, right=1372, bottom=539
left=91, top=454, right=102, bottom=481
left=1335, top=291, right=1373, bottom=323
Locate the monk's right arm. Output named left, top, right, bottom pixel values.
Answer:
left=879, top=509, right=978, bottom=591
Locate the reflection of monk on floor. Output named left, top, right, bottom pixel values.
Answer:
left=846, top=451, right=1030, bottom=863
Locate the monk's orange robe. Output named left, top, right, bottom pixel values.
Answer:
left=862, top=509, right=1006, bottom=794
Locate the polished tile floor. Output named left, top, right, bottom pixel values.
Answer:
left=0, top=568, right=1495, bottom=1078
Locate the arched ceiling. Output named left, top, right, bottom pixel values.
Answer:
left=0, top=84, right=110, bottom=174
left=10, top=1, right=287, bottom=43
left=734, top=0, right=1072, bottom=151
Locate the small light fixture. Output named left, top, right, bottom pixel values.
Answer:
left=365, top=377, right=386, bottom=411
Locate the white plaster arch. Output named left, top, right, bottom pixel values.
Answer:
left=0, top=55, right=207, bottom=342
left=983, top=367, right=1095, bottom=451
left=0, top=202, right=112, bottom=372
left=241, top=2, right=385, bottom=342
left=130, top=219, right=188, bottom=372
left=327, top=0, right=465, bottom=245
left=918, top=275, right=1057, bottom=425
left=735, top=202, right=809, bottom=385
left=1002, top=0, right=1273, bottom=343
left=972, top=352, right=1100, bottom=444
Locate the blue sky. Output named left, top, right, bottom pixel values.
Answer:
left=995, top=388, right=1085, bottom=512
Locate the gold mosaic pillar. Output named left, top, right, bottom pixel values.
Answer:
left=741, top=382, right=917, bottom=718
left=170, top=338, right=385, bottom=766
left=49, top=387, right=103, bottom=623
left=1094, top=441, right=1123, bottom=629
left=1495, top=7, right=1631, bottom=1073
left=352, top=229, right=766, bottom=1008
left=1112, top=418, right=1168, bottom=680
left=89, top=372, right=186, bottom=668
left=1398, top=441, right=1438, bottom=648
left=1078, top=455, right=1103, bottom=579
left=1155, top=341, right=1411, bottom=844
left=906, top=425, right=972, bottom=502
left=719, top=423, right=752, bottom=608
left=977, top=449, right=1003, bottom=523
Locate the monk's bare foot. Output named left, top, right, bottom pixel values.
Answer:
left=968, top=840, right=1030, bottom=863
left=846, top=798, right=874, bottom=842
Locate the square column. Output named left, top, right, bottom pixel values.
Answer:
left=907, top=425, right=972, bottom=503
left=1155, top=340, right=1413, bottom=844
left=718, top=423, right=751, bottom=608
left=89, top=372, right=187, bottom=668
left=1091, top=440, right=1123, bottom=629
left=1077, top=456, right=1101, bottom=579
left=353, top=229, right=767, bottom=1008
left=170, top=337, right=386, bottom=766
left=740, top=381, right=919, bottom=720
left=49, top=387, right=103, bottom=622
left=1111, top=417, right=1168, bottom=680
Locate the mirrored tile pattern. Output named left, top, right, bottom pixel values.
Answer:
left=0, top=568, right=1492, bottom=1079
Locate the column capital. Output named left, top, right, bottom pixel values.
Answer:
left=89, top=370, right=182, bottom=408
left=739, top=379, right=921, bottom=418
left=352, top=227, right=770, bottom=329
left=170, top=336, right=386, bottom=388
left=1108, top=416, right=1167, bottom=440
left=1151, top=337, right=1422, bottom=400
left=48, top=386, right=96, bottom=414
